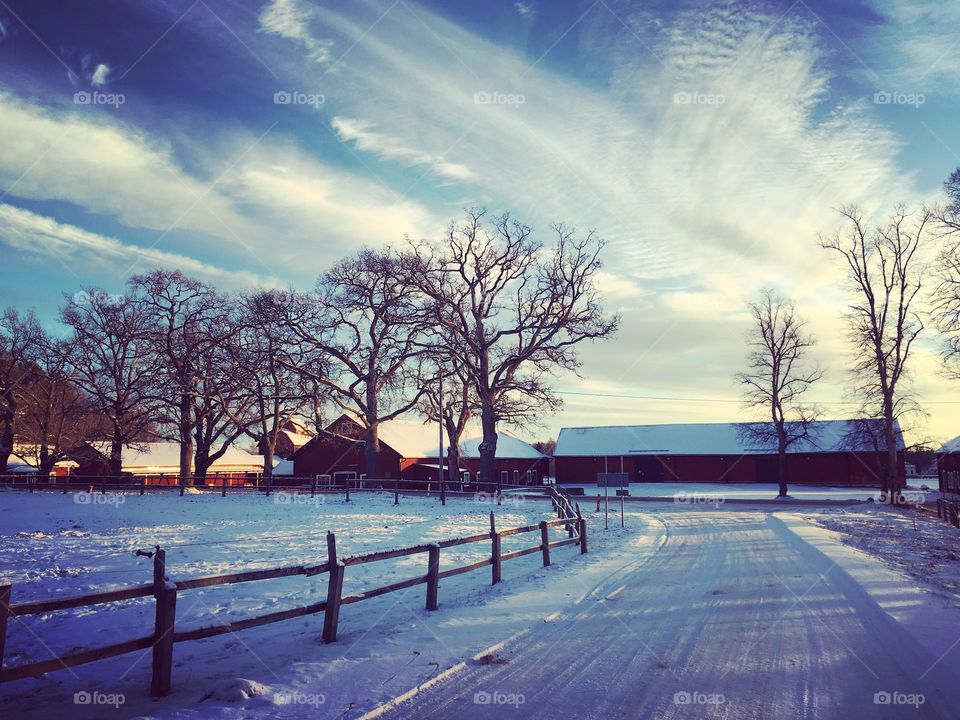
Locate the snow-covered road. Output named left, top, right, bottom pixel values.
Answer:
left=371, top=510, right=959, bottom=720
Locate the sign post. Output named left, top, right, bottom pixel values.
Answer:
left=597, top=473, right=628, bottom=531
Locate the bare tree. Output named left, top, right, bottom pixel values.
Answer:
left=190, top=318, right=260, bottom=482
left=130, top=270, right=231, bottom=485
left=15, top=337, right=105, bottom=474
left=60, top=290, right=160, bottom=475
left=234, top=291, right=313, bottom=480
left=412, top=210, right=619, bottom=491
left=820, top=205, right=932, bottom=500
left=735, top=289, right=823, bottom=497
left=931, top=167, right=960, bottom=378
left=273, top=247, right=430, bottom=479
left=417, top=351, right=475, bottom=484
left=0, top=309, right=44, bottom=472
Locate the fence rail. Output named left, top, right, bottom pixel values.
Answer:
left=0, top=510, right=586, bottom=696
left=0, top=475, right=550, bottom=501
left=936, top=497, right=960, bottom=528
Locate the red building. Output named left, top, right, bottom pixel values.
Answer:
left=291, top=419, right=403, bottom=481
left=293, top=415, right=548, bottom=488
left=938, top=436, right=960, bottom=495
left=554, top=420, right=906, bottom=487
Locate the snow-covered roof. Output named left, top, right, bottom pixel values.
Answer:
left=555, top=420, right=904, bottom=457
left=281, top=430, right=314, bottom=448
left=91, top=441, right=266, bottom=473
left=273, top=458, right=295, bottom=476
left=376, top=419, right=545, bottom=460
left=939, top=435, right=960, bottom=454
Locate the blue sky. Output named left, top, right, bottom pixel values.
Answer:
left=1, top=0, right=958, bottom=443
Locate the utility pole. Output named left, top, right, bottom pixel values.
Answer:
left=439, top=370, right=446, bottom=506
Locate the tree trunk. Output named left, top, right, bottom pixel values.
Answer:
left=479, top=397, right=498, bottom=494
left=777, top=438, right=788, bottom=497
left=364, top=421, right=382, bottom=479
left=110, top=434, right=123, bottom=477
left=194, top=449, right=210, bottom=484
left=0, top=410, right=13, bottom=474
left=178, top=393, right=194, bottom=486
left=880, top=396, right=896, bottom=501
left=883, top=402, right=899, bottom=502
left=39, top=443, right=53, bottom=475
left=445, top=417, right=462, bottom=486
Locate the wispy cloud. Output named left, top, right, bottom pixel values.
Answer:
left=90, top=63, right=111, bottom=86
left=258, top=0, right=333, bottom=64
left=515, top=2, right=536, bottom=20
left=0, top=203, right=274, bottom=288
left=331, top=116, right=473, bottom=181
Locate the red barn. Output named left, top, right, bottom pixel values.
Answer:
left=938, top=435, right=960, bottom=495
left=291, top=419, right=402, bottom=481
left=554, top=419, right=905, bottom=487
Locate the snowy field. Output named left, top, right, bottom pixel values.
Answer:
left=2, top=489, right=960, bottom=719
left=0, top=489, right=655, bottom=719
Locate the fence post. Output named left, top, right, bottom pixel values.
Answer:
left=490, top=512, right=501, bottom=585
left=28, top=477, right=34, bottom=493
left=0, top=583, right=11, bottom=686
left=576, top=506, right=588, bottom=554
left=539, top=521, right=551, bottom=567
left=394, top=477, right=400, bottom=506
left=322, top=532, right=344, bottom=643
left=151, top=582, right=177, bottom=697
left=426, top=543, right=440, bottom=611
left=345, top=482, right=350, bottom=503
left=140, top=477, right=145, bottom=496
left=150, top=548, right=175, bottom=697
left=311, top=477, right=317, bottom=498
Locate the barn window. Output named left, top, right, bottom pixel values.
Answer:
left=500, top=470, right=508, bottom=484
left=513, top=470, right=519, bottom=484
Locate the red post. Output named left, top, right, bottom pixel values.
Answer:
left=539, top=521, right=551, bottom=567
left=322, top=532, right=344, bottom=643
left=0, top=583, right=11, bottom=686
left=490, top=512, right=501, bottom=585
left=426, top=544, right=440, bottom=611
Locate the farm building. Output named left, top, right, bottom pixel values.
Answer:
left=392, top=429, right=549, bottom=487
left=291, top=422, right=403, bottom=481
left=938, top=436, right=960, bottom=495
left=554, top=419, right=905, bottom=487
left=292, top=414, right=548, bottom=487
left=260, top=418, right=315, bottom=460
left=53, top=442, right=268, bottom=483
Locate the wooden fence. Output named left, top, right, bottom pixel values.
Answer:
left=0, top=509, right=586, bottom=696
left=936, top=497, right=960, bottom=528
left=0, top=475, right=546, bottom=499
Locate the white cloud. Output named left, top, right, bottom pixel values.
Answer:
left=515, top=2, right=536, bottom=20
left=0, top=203, right=274, bottom=288
left=90, top=63, right=111, bottom=86
left=258, top=0, right=333, bottom=64
left=331, top=116, right=473, bottom=181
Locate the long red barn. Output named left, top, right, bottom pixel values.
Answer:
left=554, top=419, right=905, bottom=487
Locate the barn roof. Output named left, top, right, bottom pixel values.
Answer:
left=554, top=419, right=904, bottom=457
left=939, top=435, right=960, bottom=454
left=89, top=441, right=266, bottom=473
left=375, top=419, right=546, bottom=461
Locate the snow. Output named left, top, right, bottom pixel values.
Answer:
left=555, top=419, right=905, bottom=456
left=2, top=490, right=959, bottom=719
